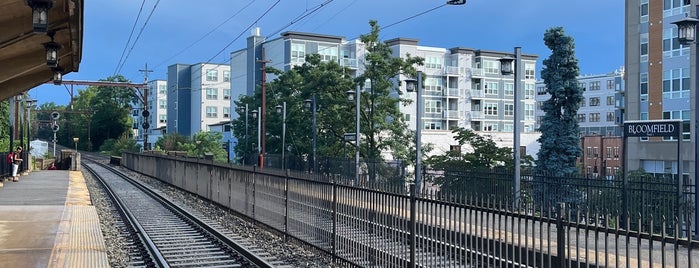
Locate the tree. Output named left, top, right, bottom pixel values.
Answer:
left=154, top=133, right=190, bottom=151
left=187, top=131, right=227, bottom=162
left=89, top=75, right=138, bottom=151
left=356, top=20, right=423, bottom=183
left=425, top=128, right=514, bottom=200
left=536, top=27, right=584, bottom=175
left=535, top=27, right=585, bottom=210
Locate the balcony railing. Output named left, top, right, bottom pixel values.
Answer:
left=340, top=58, right=358, bottom=68
left=444, top=66, right=461, bottom=75
left=445, top=87, right=459, bottom=97
left=469, top=68, right=484, bottom=77
left=443, top=110, right=459, bottom=119
left=468, top=89, right=484, bottom=99
left=470, top=110, right=484, bottom=119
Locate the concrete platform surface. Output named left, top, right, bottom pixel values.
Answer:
left=0, top=170, right=109, bottom=268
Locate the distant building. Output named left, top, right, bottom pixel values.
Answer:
left=229, top=28, right=542, bottom=159
left=166, top=63, right=231, bottom=136
left=535, top=69, right=625, bottom=137
left=579, top=135, right=623, bottom=179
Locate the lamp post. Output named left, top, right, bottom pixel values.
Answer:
left=276, top=102, right=286, bottom=170
left=25, top=99, right=36, bottom=154
left=347, top=85, right=361, bottom=185
left=673, top=12, right=699, bottom=238
left=499, top=47, right=522, bottom=208
left=195, top=140, right=202, bottom=158
left=238, top=104, right=249, bottom=165
left=72, top=137, right=79, bottom=151
left=251, top=107, right=261, bottom=166
left=305, top=95, right=318, bottom=173
left=405, top=71, right=423, bottom=193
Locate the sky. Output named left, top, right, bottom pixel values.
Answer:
left=29, top=0, right=625, bottom=106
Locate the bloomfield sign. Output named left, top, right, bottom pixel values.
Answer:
left=623, top=120, right=681, bottom=137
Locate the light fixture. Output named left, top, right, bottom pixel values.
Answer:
left=446, top=0, right=466, bottom=5
left=44, top=32, right=61, bottom=68
left=275, top=104, right=283, bottom=114
left=27, top=0, right=54, bottom=33
left=251, top=109, right=258, bottom=119
left=304, top=99, right=312, bottom=109
left=346, top=90, right=355, bottom=101
left=404, top=77, right=417, bottom=92
left=672, top=17, right=699, bottom=45
left=499, top=56, right=515, bottom=75
left=52, top=67, right=62, bottom=85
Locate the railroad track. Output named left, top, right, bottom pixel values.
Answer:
left=82, top=158, right=285, bottom=267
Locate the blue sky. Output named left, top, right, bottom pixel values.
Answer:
left=30, top=0, right=624, bottom=106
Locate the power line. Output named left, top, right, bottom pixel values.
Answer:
left=152, top=0, right=256, bottom=71
left=113, top=0, right=147, bottom=76
left=115, top=0, right=162, bottom=75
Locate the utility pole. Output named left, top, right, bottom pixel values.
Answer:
left=138, top=63, right=153, bottom=151
left=257, top=49, right=270, bottom=168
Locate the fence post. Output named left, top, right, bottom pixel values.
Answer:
left=409, top=183, right=417, bottom=268
left=556, top=202, right=566, bottom=268
left=284, top=169, right=289, bottom=241
left=332, top=179, right=337, bottom=263
left=622, top=176, right=628, bottom=229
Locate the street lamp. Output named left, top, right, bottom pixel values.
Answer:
left=404, top=71, right=423, bottom=194
left=673, top=13, right=699, bottom=238
left=499, top=47, right=522, bottom=208
left=238, top=104, right=249, bottom=165
left=305, top=95, right=317, bottom=173
left=251, top=107, right=261, bottom=166
left=276, top=102, right=286, bottom=170
left=72, top=137, right=79, bottom=151
left=195, top=140, right=202, bottom=158
left=346, top=85, right=361, bottom=185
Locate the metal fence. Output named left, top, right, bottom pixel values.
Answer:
left=123, top=153, right=699, bottom=267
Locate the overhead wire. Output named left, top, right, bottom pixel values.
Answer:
left=115, top=0, right=162, bottom=75
left=113, top=0, right=147, bottom=76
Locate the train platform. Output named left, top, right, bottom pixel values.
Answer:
left=0, top=170, right=109, bottom=267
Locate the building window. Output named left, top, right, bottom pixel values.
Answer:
left=663, top=110, right=690, bottom=140
left=206, top=69, right=218, bottom=81
left=159, top=115, right=167, bottom=123
left=580, top=98, right=586, bottom=107
left=640, top=33, right=649, bottom=62
left=159, top=84, right=167, bottom=94
left=291, top=42, right=306, bottom=63
left=589, top=97, right=600, bottom=106
left=537, top=86, right=547, bottom=95
left=206, top=106, right=218, bottom=118
left=223, top=70, right=230, bottom=82
left=606, top=147, right=612, bottom=159
left=503, top=123, right=513, bottom=132
left=425, top=57, right=443, bottom=69
left=586, top=147, right=592, bottom=158
left=424, top=121, right=442, bottom=130
left=318, top=44, right=339, bottom=62
left=640, top=0, right=649, bottom=22
left=425, top=100, right=442, bottom=114
left=606, top=96, right=614, bottom=105
left=524, top=84, right=535, bottom=99
left=425, top=77, right=443, bottom=93
left=607, top=79, right=615, bottom=90
left=589, top=81, right=601, bottom=91
left=589, top=113, right=600, bottom=122
left=578, top=113, right=586, bottom=122
left=579, top=82, right=586, bottom=90
left=662, top=68, right=690, bottom=99
left=524, top=104, right=535, bottom=121
left=607, top=112, right=615, bottom=122
left=504, top=83, right=514, bottom=96
left=483, top=60, right=499, bottom=74
left=484, top=102, right=498, bottom=116
left=640, top=72, right=648, bottom=101
left=504, top=103, right=514, bottom=116
left=159, top=100, right=166, bottom=109
left=484, top=82, right=498, bottom=95
left=524, top=63, right=535, bottom=80
left=223, top=107, right=230, bottom=118
left=205, top=88, right=218, bottom=100
left=223, top=89, right=230, bottom=100
left=663, top=27, right=688, bottom=58
left=663, top=0, right=689, bottom=17
left=483, top=122, right=498, bottom=131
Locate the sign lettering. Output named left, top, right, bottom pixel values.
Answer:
left=623, top=121, right=680, bottom=137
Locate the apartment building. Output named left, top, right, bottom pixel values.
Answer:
left=229, top=28, right=541, bottom=158
left=625, top=0, right=693, bottom=177
left=166, top=63, right=231, bottom=136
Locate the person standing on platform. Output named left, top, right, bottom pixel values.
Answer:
left=11, top=146, right=22, bottom=182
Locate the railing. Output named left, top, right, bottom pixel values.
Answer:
left=470, top=68, right=484, bottom=77
left=469, top=89, right=484, bottom=98
left=470, top=110, right=484, bottom=119
left=444, top=66, right=460, bottom=75
left=444, top=87, right=459, bottom=97
left=444, top=110, right=459, bottom=119
left=340, top=58, right=358, bottom=69
left=122, top=153, right=699, bottom=267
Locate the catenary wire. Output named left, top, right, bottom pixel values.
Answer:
left=115, top=0, right=162, bottom=75
left=113, top=0, right=147, bottom=76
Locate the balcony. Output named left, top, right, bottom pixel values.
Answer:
left=444, top=66, right=461, bottom=75
left=469, top=68, right=484, bottom=77
left=469, top=110, right=484, bottom=119
left=444, top=87, right=459, bottom=97
left=468, top=89, right=484, bottom=99
left=443, top=110, right=459, bottom=119
left=424, top=89, right=443, bottom=96
left=340, top=58, right=358, bottom=69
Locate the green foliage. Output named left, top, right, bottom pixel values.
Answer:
left=154, top=133, right=190, bottom=151
left=187, top=131, right=227, bottom=162
left=89, top=75, right=136, bottom=151
left=100, top=134, right=140, bottom=156
left=536, top=27, right=583, bottom=176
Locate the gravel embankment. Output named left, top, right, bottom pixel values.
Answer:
left=83, top=164, right=342, bottom=267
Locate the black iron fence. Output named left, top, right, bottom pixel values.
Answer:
left=124, top=153, right=699, bottom=267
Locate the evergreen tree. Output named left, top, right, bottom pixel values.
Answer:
left=536, top=27, right=583, bottom=175
left=535, top=27, right=585, bottom=210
